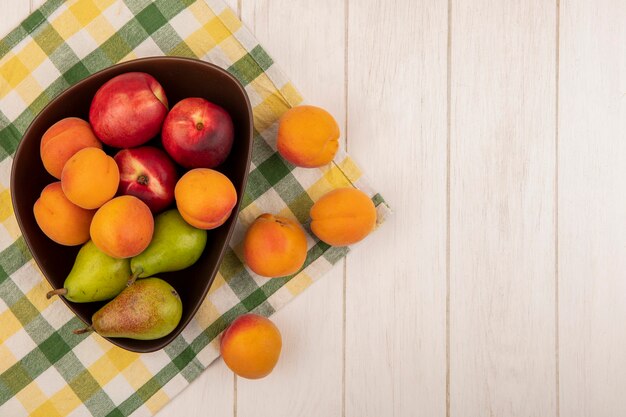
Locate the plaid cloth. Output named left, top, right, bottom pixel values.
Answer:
left=0, top=0, right=390, bottom=416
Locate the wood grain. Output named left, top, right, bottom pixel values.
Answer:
left=0, top=0, right=28, bottom=36
left=449, top=1, right=558, bottom=416
left=236, top=1, right=345, bottom=416
left=345, top=0, right=448, bottom=416
left=558, top=1, right=626, bottom=416
left=159, top=361, right=234, bottom=417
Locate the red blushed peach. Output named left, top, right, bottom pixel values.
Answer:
left=243, top=214, right=307, bottom=278
left=89, top=72, right=168, bottom=148
left=161, top=97, right=234, bottom=169
left=220, top=314, right=282, bottom=379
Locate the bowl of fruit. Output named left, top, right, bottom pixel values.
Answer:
left=10, top=56, right=253, bottom=352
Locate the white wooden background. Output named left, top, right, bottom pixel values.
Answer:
left=2, top=0, right=626, bottom=416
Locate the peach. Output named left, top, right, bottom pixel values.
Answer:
left=61, top=147, right=119, bottom=209
left=310, top=187, right=377, bottom=246
left=243, top=214, right=307, bottom=278
left=33, top=182, right=95, bottom=246
left=220, top=314, right=282, bottom=379
left=174, top=168, right=237, bottom=230
left=277, top=105, right=340, bottom=167
left=90, top=196, right=154, bottom=259
left=40, top=117, right=102, bottom=179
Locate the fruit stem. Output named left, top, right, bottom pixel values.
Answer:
left=46, top=288, right=67, bottom=299
left=196, top=122, right=204, bottom=131
left=137, top=174, right=149, bottom=185
left=127, top=268, right=142, bottom=286
left=73, top=326, right=93, bottom=335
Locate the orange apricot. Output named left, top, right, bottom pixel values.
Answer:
left=61, top=147, right=119, bottom=209
left=174, top=168, right=237, bottom=230
left=90, top=196, right=154, bottom=259
left=243, top=214, right=307, bottom=278
left=220, top=314, right=282, bottom=379
left=277, top=105, right=340, bottom=167
left=33, top=182, right=95, bottom=246
left=40, top=117, right=102, bottom=179
left=310, top=187, right=376, bottom=246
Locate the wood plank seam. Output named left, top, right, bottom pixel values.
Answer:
left=449, top=1, right=558, bottom=415
left=446, top=0, right=452, bottom=416
left=343, top=1, right=349, bottom=416
left=342, top=260, right=347, bottom=417
left=554, top=1, right=561, bottom=417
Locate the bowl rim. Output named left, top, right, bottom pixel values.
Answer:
left=10, top=56, right=254, bottom=353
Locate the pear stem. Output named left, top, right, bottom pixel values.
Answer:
left=46, top=288, right=67, bottom=299
left=73, top=326, right=93, bottom=335
left=127, top=268, right=142, bottom=286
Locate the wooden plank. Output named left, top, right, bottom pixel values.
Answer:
left=159, top=361, right=234, bottom=417
left=345, top=0, right=448, bottom=416
left=30, top=0, right=45, bottom=9
left=236, top=1, right=345, bottom=416
left=558, top=1, right=626, bottom=416
left=449, top=1, right=557, bottom=416
left=0, top=0, right=29, bottom=37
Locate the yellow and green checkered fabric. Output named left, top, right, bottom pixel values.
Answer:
left=0, top=0, right=390, bottom=416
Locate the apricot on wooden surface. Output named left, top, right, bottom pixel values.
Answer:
left=174, top=168, right=237, bottom=230
left=40, top=117, right=102, bottom=179
left=61, top=147, right=119, bottom=209
left=243, top=213, right=307, bottom=278
left=277, top=105, right=340, bottom=168
left=310, top=187, right=376, bottom=246
left=33, top=182, right=95, bottom=246
left=220, top=314, right=282, bottom=379
left=90, top=196, right=154, bottom=259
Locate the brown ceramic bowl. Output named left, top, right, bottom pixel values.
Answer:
left=10, top=57, right=253, bottom=352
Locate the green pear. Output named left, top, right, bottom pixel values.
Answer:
left=128, top=209, right=207, bottom=284
left=74, top=277, right=183, bottom=340
left=46, top=240, right=130, bottom=303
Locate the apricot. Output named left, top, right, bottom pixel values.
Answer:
left=243, top=214, right=307, bottom=278
left=33, top=182, right=95, bottom=246
left=310, top=187, right=376, bottom=246
left=90, top=196, right=154, bottom=259
left=277, top=105, right=340, bottom=167
left=61, top=147, right=119, bottom=209
left=220, top=314, right=282, bottom=379
left=40, top=117, right=102, bottom=179
left=174, top=168, right=237, bottom=230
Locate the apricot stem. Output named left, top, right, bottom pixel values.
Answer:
left=73, top=326, right=93, bottom=335
left=46, top=288, right=67, bottom=299
left=127, top=268, right=142, bottom=286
